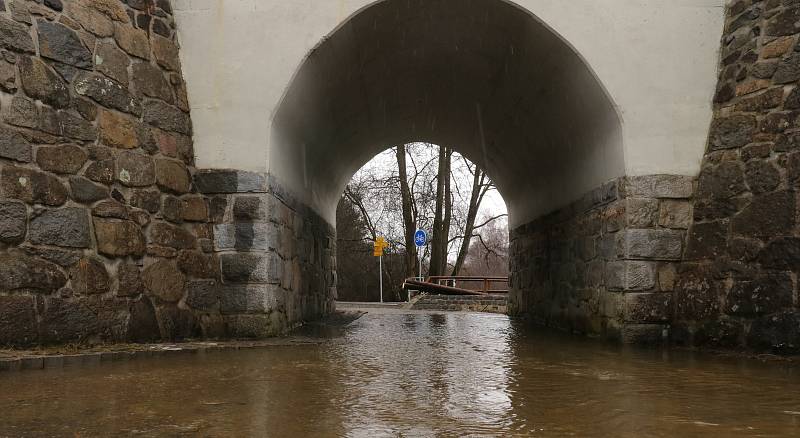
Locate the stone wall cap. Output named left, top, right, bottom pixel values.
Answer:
left=194, top=169, right=267, bottom=194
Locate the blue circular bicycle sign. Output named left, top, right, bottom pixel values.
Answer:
left=414, top=229, right=427, bottom=247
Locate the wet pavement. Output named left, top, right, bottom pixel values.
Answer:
left=1, top=308, right=800, bottom=437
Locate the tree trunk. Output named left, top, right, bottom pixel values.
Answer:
left=440, top=147, right=453, bottom=274
left=428, top=145, right=447, bottom=277
left=452, top=167, right=484, bottom=275
left=396, top=144, right=417, bottom=279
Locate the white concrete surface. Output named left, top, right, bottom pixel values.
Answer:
left=172, top=0, right=725, bottom=227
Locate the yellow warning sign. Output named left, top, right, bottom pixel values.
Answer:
left=373, top=237, right=389, bottom=256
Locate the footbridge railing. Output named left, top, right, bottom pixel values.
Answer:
left=402, top=276, right=509, bottom=296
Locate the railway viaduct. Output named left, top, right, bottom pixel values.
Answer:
left=0, top=0, right=798, bottom=351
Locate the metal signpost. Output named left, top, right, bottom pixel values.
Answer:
left=413, top=229, right=427, bottom=302
left=373, top=236, right=389, bottom=303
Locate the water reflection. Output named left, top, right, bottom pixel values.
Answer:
left=1, top=311, right=799, bottom=437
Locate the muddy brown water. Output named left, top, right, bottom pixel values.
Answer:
left=1, top=309, right=800, bottom=437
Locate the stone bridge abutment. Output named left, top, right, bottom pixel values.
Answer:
left=1, top=0, right=798, bottom=352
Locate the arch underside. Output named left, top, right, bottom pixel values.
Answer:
left=263, top=0, right=688, bottom=342
left=271, top=0, right=624, bottom=228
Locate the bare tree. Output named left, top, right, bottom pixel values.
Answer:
left=396, top=144, right=418, bottom=279
left=429, top=146, right=452, bottom=277
left=335, top=142, right=508, bottom=300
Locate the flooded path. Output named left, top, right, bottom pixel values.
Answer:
left=1, top=308, right=800, bottom=437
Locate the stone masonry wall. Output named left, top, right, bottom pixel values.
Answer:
left=194, top=171, right=336, bottom=337
left=673, top=0, right=800, bottom=353
left=0, top=0, right=335, bottom=347
left=509, top=175, right=694, bottom=344
left=0, top=0, right=207, bottom=346
left=411, top=294, right=508, bottom=314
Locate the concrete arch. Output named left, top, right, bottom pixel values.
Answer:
left=172, top=0, right=726, bottom=341
left=269, top=0, right=624, bottom=228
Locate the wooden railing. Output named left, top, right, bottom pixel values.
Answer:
left=403, top=276, right=509, bottom=296
left=426, top=276, right=509, bottom=294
